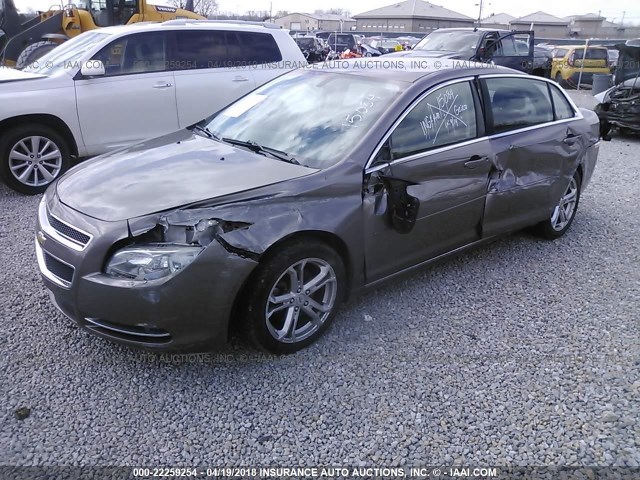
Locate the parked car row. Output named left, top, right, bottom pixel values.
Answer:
left=0, top=20, right=306, bottom=194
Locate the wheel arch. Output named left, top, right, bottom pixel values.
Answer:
left=227, top=229, right=353, bottom=338
left=0, top=114, right=79, bottom=157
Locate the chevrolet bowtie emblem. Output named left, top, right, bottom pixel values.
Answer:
left=37, top=231, right=47, bottom=246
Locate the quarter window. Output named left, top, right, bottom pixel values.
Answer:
left=92, top=32, right=166, bottom=76
left=549, top=84, right=575, bottom=120
left=485, top=78, right=554, bottom=134
left=390, top=81, right=477, bottom=159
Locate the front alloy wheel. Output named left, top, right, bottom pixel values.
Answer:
left=0, top=124, right=71, bottom=195
left=9, top=136, right=63, bottom=188
left=241, top=239, right=346, bottom=354
left=265, top=258, right=338, bottom=344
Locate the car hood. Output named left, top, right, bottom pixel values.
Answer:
left=615, top=43, right=640, bottom=85
left=0, top=68, right=46, bottom=83
left=386, top=49, right=464, bottom=59
left=56, top=130, right=318, bottom=222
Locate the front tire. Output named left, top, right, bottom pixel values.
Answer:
left=535, top=172, right=581, bottom=240
left=0, top=124, right=71, bottom=195
left=241, top=239, right=346, bottom=354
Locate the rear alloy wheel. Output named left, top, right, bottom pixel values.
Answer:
left=0, top=125, right=71, bottom=195
left=535, top=172, right=581, bottom=239
left=241, top=240, right=346, bottom=354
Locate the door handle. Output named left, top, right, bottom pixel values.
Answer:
left=152, top=82, right=173, bottom=89
left=464, top=155, right=489, bottom=169
left=232, top=76, right=250, bottom=82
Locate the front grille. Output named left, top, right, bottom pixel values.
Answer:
left=47, top=210, right=91, bottom=246
left=43, top=252, right=74, bottom=285
left=83, top=318, right=172, bottom=344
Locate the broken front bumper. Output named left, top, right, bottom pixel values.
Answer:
left=36, top=196, right=258, bottom=352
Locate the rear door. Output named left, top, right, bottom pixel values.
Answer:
left=171, top=29, right=257, bottom=127
left=75, top=31, right=179, bottom=155
left=363, top=78, right=493, bottom=282
left=480, top=75, right=583, bottom=236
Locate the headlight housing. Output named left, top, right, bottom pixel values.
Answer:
left=105, top=244, right=203, bottom=281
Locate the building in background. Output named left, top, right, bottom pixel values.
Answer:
left=480, top=13, right=515, bottom=29
left=353, top=0, right=474, bottom=34
left=509, top=11, right=570, bottom=38
left=567, top=13, right=632, bottom=38
left=274, top=13, right=356, bottom=32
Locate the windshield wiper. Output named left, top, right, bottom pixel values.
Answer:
left=222, top=138, right=301, bottom=165
left=191, top=124, right=220, bottom=140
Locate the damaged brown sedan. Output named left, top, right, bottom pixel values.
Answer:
left=35, top=59, right=600, bottom=354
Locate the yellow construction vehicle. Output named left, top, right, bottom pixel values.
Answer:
left=0, top=0, right=203, bottom=68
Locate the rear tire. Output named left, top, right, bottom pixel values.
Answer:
left=0, top=124, right=71, bottom=195
left=240, top=239, right=346, bottom=354
left=16, top=41, right=58, bottom=69
left=535, top=171, right=581, bottom=240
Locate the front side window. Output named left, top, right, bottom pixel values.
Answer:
left=485, top=77, right=554, bottom=133
left=92, top=32, right=166, bottom=75
left=390, top=81, right=477, bottom=159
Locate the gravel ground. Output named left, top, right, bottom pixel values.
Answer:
left=0, top=126, right=638, bottom=468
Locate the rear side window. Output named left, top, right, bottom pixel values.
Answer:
left=485, top=78, right=553, bottom=133
left=174, top=31, right=228, bottom=68
left=390, top=81, right=477, bottom=159
left=574, top=48, right=608, bottom=60
left=173, top=31, right=281, bottom=69
left=549, top=84, right=575, bottom=120
left=238, top=32, right=282, bottom=64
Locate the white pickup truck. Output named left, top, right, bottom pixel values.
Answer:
left=0, top=20, right=305, bottom=194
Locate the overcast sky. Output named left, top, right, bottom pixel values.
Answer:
left=13, top=0, right=640, bottom=24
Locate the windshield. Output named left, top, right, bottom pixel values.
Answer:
left=414, top=30, right=482, bottom=53
left=296, top=38, right=316, bottom=48
left=206, top=69, right=404, bottom=169
left=23, top=31, right=109, bottom=75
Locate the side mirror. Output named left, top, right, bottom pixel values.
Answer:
left=80, top=60, right=105, bottom=77
left=382, top=176, right=420, bottom=234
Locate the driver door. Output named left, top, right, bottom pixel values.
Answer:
left=363, top=79, right=494, bottom=282
left=74, top=31, right=179, bottom=155
left=481, top=31, right=533, bottom=73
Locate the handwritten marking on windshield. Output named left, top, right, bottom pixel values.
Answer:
left=342, top=94, right=380, bottom=128
left=419, top=89, right=469, bottom=144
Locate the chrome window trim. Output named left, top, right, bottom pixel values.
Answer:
left=478, top=73, right=583, bottom=119
left=35, top=239, right=74, bottom=289
left=364, top=74, right=583, bottom=175
left=38, top=198, right=93, bottom=252
left=364, top=76, right=476, bottom=172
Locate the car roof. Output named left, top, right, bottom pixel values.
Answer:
left=96, top=20, right=284, bottom=36
left=433, top=28, right=509, bottom=33
left=310, top=57, right=521, bottom=83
